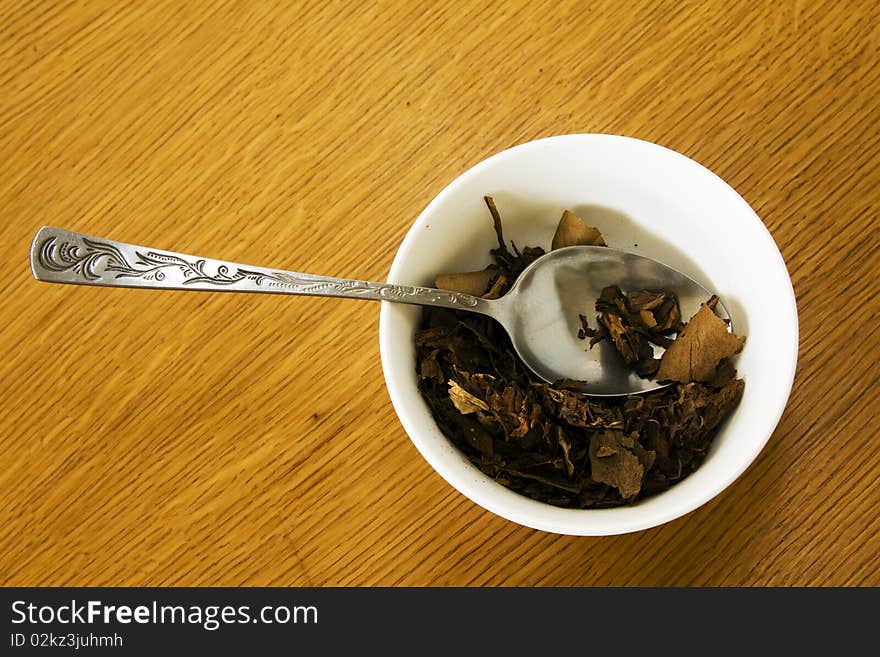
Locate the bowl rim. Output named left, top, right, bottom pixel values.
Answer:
left=378, top=133, right=799, bottom=535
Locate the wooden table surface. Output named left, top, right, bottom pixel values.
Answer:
left=2, top=1, right=878, bottom=587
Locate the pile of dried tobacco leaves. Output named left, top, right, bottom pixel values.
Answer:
left=415, top=197, right=745, bottom=508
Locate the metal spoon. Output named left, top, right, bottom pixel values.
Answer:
left=30, top=226, right=728, bottom=396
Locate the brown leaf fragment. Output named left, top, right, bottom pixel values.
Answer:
left=589, top=431, right=647, bottom=499
left=486, top=385, right=533, bottom=439
left=604, top=313, right=634, bottom=359
left=484, top=195, right=506, bottom=251
left=588, top=321, right=608, bottom=347
left=414, top=325, right=453, bottom=348
left=435, top=270, right=494, bottom=296
left=552, top=378, right=591, bottom=391
left=638, top=357, right=661, bottom=379
left=629, top=433, right=657, bottom=472
left=419, top=351, right=444, bottom=381
left=484, top=197, right=547, bottom=279
left=653, top=297, right=682, bottom=331
left=506, top=469, right=583, bottom=494
left=585, top=285, right=680, bottom=378
left=544, top=387, right=595, bottom=427
left=626, top=290, right=667, bottom=311
left=446, top=410, right=494, bottom=457
left=551, top=210, right=606, bottom=250
left=482, top=273, right=508, bottom=299
left=557, top=428, right=575, bottom=477
left=709, top=358, right=737, bottom=387
left=602, top=311, right=655, bottom=371
left=699, top=378, right=745, bottom=432
left=448, top=380, right=489, bottom=414
left=576, top=313, right=594, bottom=341
left=595, top=444, right=617, bottom=457
left=468, top=429, right=495, bottom=457
left=657, top=299, right=746, bottom=383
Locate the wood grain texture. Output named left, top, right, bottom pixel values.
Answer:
left=1, top=0, right=878, bottom=586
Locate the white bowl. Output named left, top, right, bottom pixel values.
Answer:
left=379, top=134, right=798, bottom=536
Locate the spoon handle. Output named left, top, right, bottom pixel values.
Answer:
left=29, top=226, right=493, bottom=314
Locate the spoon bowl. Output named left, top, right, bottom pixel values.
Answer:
left=500, top=245, right=728, bottom=395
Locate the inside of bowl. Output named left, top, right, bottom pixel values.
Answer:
left=381, top=135, right=797, bottom=535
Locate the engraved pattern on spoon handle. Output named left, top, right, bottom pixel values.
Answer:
left=29, top=226, right=490, bottom=313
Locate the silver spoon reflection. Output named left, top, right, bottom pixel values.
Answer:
left=30, top=227, right=728, bottom=396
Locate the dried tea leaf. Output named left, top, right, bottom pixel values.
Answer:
left=589, top=431, right=650, bottom=499
left=626, top=290, right=667, bottom=311
left=448, top=380, right=489, bottom=414
left=506, top=469, right=583, bottom=494
left=446, top=409, right=495, bottom=457
left=484, top=195, right=507, bottom=252
left=419, top=351, right=444, bottom=382
left=595, top=444, right=617, bottom=458
left=698, top=378, right=745, bottom=432
left=583, top=285, right=684, bottom=379
left=415, top=325, right=453, bottom=348
left=551, top=210, right=606, bottom=250
left=557, top=428, right=575, bottom=477
left=482, top=273, right=508, bottom=299
left=654, top=297, right=682, bottom=331
left=435, top=270, right=494, bottom=296
left=484, top=196, right=547, bottom=281
left=639, top=309, right=657, bottom=328
left=709, top=358, right=737, bottom=387
left=577, top=313, right=592, bottom=340
left=657, top=298, right=746, bottom=383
